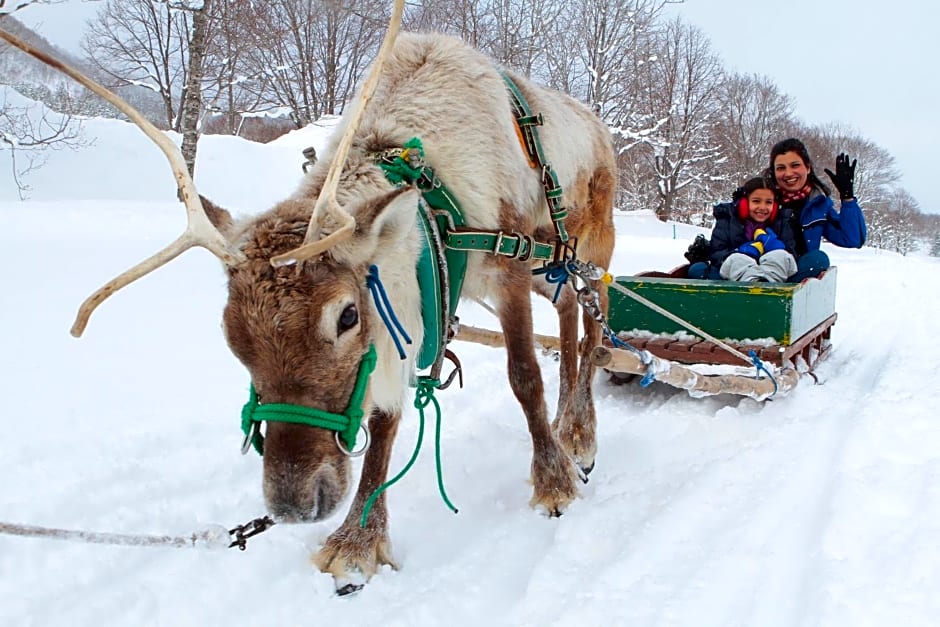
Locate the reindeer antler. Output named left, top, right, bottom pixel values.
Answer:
left=0, top=26, right=246, bottom=337
left=269, top=0, right=406, bottom=267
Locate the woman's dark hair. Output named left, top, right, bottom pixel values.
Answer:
left=766, top=137, right=831, bottom=196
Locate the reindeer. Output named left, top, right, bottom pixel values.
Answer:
left=1, top=2, right=615, bottom=594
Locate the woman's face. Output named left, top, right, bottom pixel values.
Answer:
left=747, top=188, right=776, bottom=222
left=773, top=151, right=810, bottom=192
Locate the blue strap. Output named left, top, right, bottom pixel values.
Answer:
left=607, top=331, right=657, bottom=387
left=748, top=350, right=778, bottom=396
left=532, top=262, right=570, bottom=303
left=367, top=265, right=412, bottom=360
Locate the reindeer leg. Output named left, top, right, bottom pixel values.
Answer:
left=550, top=287, right=579, bottom=424
left=497, top=269, right=579, bottom=516
left=313, top=407, right=400, bottom=595
left=552, top=169, right=616, bottom=478
left=549, top=287, right=598, bottom=478
left=551, top=286, right=606, bottom=477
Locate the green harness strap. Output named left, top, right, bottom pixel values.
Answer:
left=379, top=139, right=558, bottom=262
left=377, top=137, right=560, bottom=367
left=378, top=138, right=467, bottom=370
left=241, top=344, right=377, bottom=454
left=501, top=72, right=570, bottom=245
left=445, top=230, right=554, bottom=261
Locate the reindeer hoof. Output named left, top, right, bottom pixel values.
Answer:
left=336, top=582, right=364, bottom=597
left=580, top=460, right=595, bottom=478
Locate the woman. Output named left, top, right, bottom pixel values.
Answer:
left=687, top=176, right=797, bottom=281
left=768, top=138, right=867, bottom=282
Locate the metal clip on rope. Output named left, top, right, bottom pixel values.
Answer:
left=228, top=515, right=277, bottom=551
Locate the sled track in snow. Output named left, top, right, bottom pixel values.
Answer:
left=507, top=340, right=900, bottom=625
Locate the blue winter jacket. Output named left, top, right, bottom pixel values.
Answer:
left=787, top=188, right=867, bottom=255
left=706, top=200, right=797, bottom=267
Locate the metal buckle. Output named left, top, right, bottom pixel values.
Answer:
left=492, top=231, right=506, bottom=255
left=515, top=232, right=534, bottom=261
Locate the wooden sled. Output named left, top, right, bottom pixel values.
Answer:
left=455, top=267, right=838, bottom=401
left=596, top=267, right=838, bottom=400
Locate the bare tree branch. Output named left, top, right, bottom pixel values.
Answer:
left=0, top=87, right=85, bottom=199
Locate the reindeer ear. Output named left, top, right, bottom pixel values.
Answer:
left=200, top=195, right=235, bottom=237
left=356, top=186, right=419, bottom=245
left=322, top=186, right=418, bottom=267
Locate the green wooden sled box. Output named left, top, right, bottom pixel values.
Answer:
left=607, top=267, right=837, bottom=345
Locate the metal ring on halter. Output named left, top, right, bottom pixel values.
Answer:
left=241, top=421, right=261, bottom=455
left=334, top=424, right=371, bottom=458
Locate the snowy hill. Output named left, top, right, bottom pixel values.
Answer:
left=0, top=110, right=938, bottom=627
left=0, top=15, right=91, bottom=88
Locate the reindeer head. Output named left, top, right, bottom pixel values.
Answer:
left=204, top=181, right=416, bottom=522
left=0, top=0, right=415, bottom=524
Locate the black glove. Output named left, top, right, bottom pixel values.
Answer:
left=824, top=152, right=857, bottom=200
left=684, top=234, right=710, bottom=264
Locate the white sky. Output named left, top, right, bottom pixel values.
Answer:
left=668, top=0, right=938, bottom=213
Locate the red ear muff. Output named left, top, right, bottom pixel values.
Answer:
left=738, top=197, right=779, bottom=221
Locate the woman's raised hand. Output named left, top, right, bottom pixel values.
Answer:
left=824, top=153, right=857, bottom=200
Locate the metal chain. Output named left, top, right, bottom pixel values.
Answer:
left=565, top=259, right=660, bottom=386
left=227, top=515, right=277, bottom=550
left=566, top=259, right=630, bottom=347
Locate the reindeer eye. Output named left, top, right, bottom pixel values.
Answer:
left=338, top=304, right=359, bottom=333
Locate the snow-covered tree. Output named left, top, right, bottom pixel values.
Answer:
left=0, top=86, right=84, bottom=198
left=82, top=0, right=193, bottom=131
left=630, top=17, right=723, bottom=220
left=1, top=11, right=86, bottom=198
left=235, top=0, right=386, bottom=127
left=713, top=72, right=795, bottom=187
left=799, top=122, right=900, bottom=206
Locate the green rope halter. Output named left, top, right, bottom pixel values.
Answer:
left=359, top=375, right=458, bottom=527
left=241, top=344, right=378, bottom=455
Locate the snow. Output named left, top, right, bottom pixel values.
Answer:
left=1, top=108, right=939, bottom=627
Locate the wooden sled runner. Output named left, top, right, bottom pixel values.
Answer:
left=595, top=267, right=838, bottom=400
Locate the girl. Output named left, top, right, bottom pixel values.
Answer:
left=688, top=176, right=798, bottom=282
left=768, top=138, right=867, bottom=282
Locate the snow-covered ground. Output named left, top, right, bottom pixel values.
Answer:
left=1, top=108, right=938, bottom=627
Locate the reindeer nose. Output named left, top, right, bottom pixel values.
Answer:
left=265, top=466, right=342, bottom=523
left=308, top=468, right=340, bottom=520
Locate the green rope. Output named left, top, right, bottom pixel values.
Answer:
left=241, top=345, right=377, bottom=454
left=359, top=376, right=458, bottom=528
left=378, top=137, right=427, bottom=186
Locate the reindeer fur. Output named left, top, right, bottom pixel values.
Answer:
left=208, top=32, right=616, bottom=589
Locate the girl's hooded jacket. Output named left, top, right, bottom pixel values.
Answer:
left=706, top=200, right=797, bottom=267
